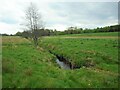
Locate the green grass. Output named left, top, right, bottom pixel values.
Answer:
left=40, top=37, right=118, bottom=72
left=0, top=36, right=1, bottom=89
left=39, top=32, right=119, bottom=87
left=56, top=32, right=118, bottom=37
left=2, top=36, right=57, bottom=88
left=2, top=32, right=119, bottom=88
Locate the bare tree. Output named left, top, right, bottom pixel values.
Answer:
left=25, top=2, right=44, bottom=47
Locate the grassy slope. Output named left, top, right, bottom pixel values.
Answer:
left=2, top=33, right=119, bottom=88
left=40, top=38, right=118, bottom=72
left=40, top=32, right=119, bottom=87
left=2, top=36, right=57, bottom=88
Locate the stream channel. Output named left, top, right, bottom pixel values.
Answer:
left=56, top=58, right=70, bottom=70
left=49, top=50, right=80, bottom=70
left=49, top=50, right=71, bottom=69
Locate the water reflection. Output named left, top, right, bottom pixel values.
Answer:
left=56, top=59, right=70, bottom=70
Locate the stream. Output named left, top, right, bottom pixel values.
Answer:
left=49, top=50, right=75, bottom=70
left=56, top=58, right=71, bottom=70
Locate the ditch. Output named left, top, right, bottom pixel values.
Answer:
left=49, top=50, right=81, bottom=70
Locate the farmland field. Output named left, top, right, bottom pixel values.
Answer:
left=2, top=32, right=119, bottom=88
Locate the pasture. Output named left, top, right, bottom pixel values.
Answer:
left=2, top=32, right=119, bottom=88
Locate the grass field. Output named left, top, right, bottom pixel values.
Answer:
left=2, top=32, right=119, bottom=88
left=57, top=32, right=118, bottom=37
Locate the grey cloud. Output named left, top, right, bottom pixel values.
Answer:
left=0, top=1, right=118, bottom=34
left=48, top=2, right=118, bottom=28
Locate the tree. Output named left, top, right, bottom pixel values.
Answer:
left=24, top=2, right=44, bottom=47
left=21, top=31, right=31, bottom=39
left=15, top=32, right=22, bottom=36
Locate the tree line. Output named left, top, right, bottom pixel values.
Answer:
left=15, top=24, right=120, bottom=37
left=1, top=24, right=119, bottom=37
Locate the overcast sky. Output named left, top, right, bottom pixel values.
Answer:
left=0, top=0, right=119, bottom=34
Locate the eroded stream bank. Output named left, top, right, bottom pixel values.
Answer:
left=49, top=50, right=80, bottom=70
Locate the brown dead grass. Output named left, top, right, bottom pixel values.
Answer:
left=61, top=36, right=119, bottom=39
left=2, top=36, right=31, bottom=44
